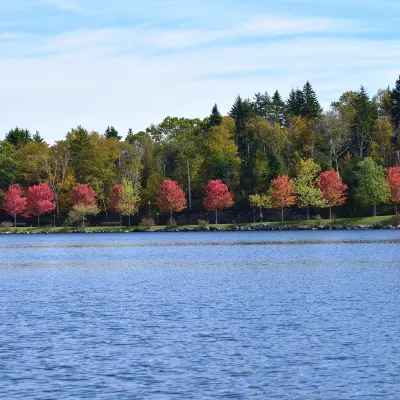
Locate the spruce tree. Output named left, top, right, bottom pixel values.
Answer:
left=302, top=81, right=322, bottom=119
left=391, top=75, right=400, bottom=162
left=5, top=127, right=32, bottom=149
left=32, top=131, right=44, bottom=142
left=271, top=90, right=285, bottom=126
left=68, top=125, right=93, bottom=183
left=286, top=88, right=305, bottom=117
left=104, top=125, right=122, bottom=140
left=208, top=104, right=223, bottom=127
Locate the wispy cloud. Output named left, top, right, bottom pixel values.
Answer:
left=41, top=0, right=83, bottom=13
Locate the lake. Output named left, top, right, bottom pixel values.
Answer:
left=1, top=231, right=400, bottom=399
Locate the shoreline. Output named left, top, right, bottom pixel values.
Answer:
left=1, top=223, right=399, bottom=235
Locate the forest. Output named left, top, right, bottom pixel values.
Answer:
left=1, top=75, right=400, bottom=227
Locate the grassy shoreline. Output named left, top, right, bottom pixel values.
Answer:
left=0, top=215, right=399, bottom=234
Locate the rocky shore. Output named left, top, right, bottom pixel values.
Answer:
left=1, top=223, right=400, bottom=234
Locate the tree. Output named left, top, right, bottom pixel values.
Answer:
left=270, top=175, right=297, bottom=221
left=387, top=166, right=400, bottom=214
left=293, top=158, right=326, bottom=220
left=157, top=179, right=186, bottom=219
left=369, top=116, right=393, bottom=166
left=3, top=184, right=27, bottom=227
left=391, top=75, right=400, bottom=163
left=26, top=183, right=55, bottom=226
left=5, top=127, right=32, bottom=148
left=249, top=193, right=271, bottom=223
left=104, top=126, right=122, bottom=140
left=70, top=184, right=99, bottom=227
left=208, top=104, right=223, bottom=128
left=302, top=81, right=322, bottom=119
left=203, top=179, right=234, bottom=224
left=355, top=157, right=389, bottom=216
left=318, top=171, right=348, bottom=219
left=111, top=179, right=141, bottom=226
left=32, top=131, right=44, bottom=142
left=67, top=126, right=93, bottom=183
left=0, top=141, right=20, bottom=190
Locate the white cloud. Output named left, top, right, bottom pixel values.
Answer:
left=0, top=11, right=398, bottom=142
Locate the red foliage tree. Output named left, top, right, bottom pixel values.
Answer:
left=387, top=166, right=400, bottom=214
left=3, top=184, right=27, bottom=227
left=109, top=184, right=124, bottom=213
left=270, top=175, right=297, bottom=222
left=73, top=184, right=97, bottom=207
left=318, top=171, right=348, bottom=219
left=203, top=179, right=234, bottom=224
left=157, top=179, right=187, bottom=219
left=26, top=183, right=55, bottom=227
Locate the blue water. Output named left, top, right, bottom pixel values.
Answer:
left=1, top=231, right=400, bottom=399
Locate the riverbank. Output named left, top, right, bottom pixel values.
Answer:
left=0, top=215, right=399, bottom=234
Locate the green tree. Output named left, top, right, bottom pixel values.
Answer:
left=0, top=141, right=20, bottom=189
left=208, top=104, right=223, bottom=128
left=67, top=126, right=93, bottom=183
left=119, top=178, right=141, bottom=226
left=301, top=81, right=322, bottom=119
left=249, top=193, right=271, bottom=222
left=293, top=158, right=326, bottom=220
left=5, top=127, right=32, bottom=148
left=391, top=75, right=400, bottom=163
left=104, top=126, right=122, bottom=140
left=355, top=157, right=389, bottom=217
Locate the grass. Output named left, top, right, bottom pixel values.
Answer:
left=1, top=215, right=398, bottom=234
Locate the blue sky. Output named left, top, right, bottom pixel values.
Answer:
left=1, top=0, right=400, bottom=142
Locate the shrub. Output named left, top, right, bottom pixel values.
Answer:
left=139, top=217, right=155, bottom=230
left=166, top=218, right=177, bottom=229
left=0, top=221, right=12, bottom=232
left=313, top=214, right=323, bottom=225
left=197, top=219, right=209, bottom=228
left=394, top=213, right=400, bottom=225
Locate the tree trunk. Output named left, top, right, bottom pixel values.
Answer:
left=128, top=214, right=131, bottom=227
left=307, top=205, right=310, bottom=221
left=170, top=210, right=172, bottom=220
left=281, top=206, right=284, bottom=222
left=396, top=202, right=398, bottom=215
left=14, top=213, right=17, bottom=228
left=215, top=209, right=218, bottom=225
left=259, top=206, right=263, bottom=223
left=187, top=159, right=192, bottom=211
left=373, top=199, right=377, bottom=217
left=329, top=206, right=332, bottom=220
left=38, top=213, right=40, bottom=227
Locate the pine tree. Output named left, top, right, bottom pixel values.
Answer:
left=68, top=125, right=93, bottom=183
left=104, top=125, right=122, bottom=140
left=5, top=127, right=32, bottom=148
left=286, top=88, right=305, bottom=117
left=271, top=90, right=285, bottom=126
left=208, top=104, right=223, bottom=127
left=32, top=131, right=44, bottom=142
left=252, top=92, right=272, bottom=121
left=391, top=75, right=400, bottom=163
left=302, top=81, right=322, bottom=119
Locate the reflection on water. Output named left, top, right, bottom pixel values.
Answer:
left=1, top=231, right=400, bottom=399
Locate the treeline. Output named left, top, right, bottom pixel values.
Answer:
left=1, top=75, right=400, bottom=226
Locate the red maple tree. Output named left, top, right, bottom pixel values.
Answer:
left=387, top=166, right=400, bottom=214
left=109, top=184, right=124, bottom=213
left=157, top=179, right=187, bottom=219
left=73, top=184, right=97, bottom=207
left=3, top=184, right=27, bottom=227
left=26, top=183, right=55, bottom=226
left=318, top=171, right=348, bottom=219
left=270, top=175, right=297, bottom=222
left=203, top=179, right=234, bottom=224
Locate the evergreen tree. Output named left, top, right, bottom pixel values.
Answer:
left=229, top=95, right=254, bottom=156
left=302, top=81, right=322, bottom=119
left=32, top=131, right=44, bottom=142
left=208, top=104, right=223, bottom=127
left=286, top=88, right=305, bottom=117
left=271, top=90, right=285, bottom=126
left=5, top=127, right=32, bottom=148
left=391, top=75, right=400, bottom=163
left=104, top=125, right=122, bottom=140
left=68, top=125, right=93, bottom=183
left=352, top=86, right=378, bottom=158
left=252, top=92, right=272, bottom=121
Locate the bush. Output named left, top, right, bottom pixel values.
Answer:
left=139, top=217, right=155, bottom=230
left=166, top=218, right=177, bottom=229
left=197, top=219, right=209, bottom=228
left=394, top=213, right=400, bottom=225
left=0, top=221, right=12, bottom=232
left=313, top=214, right=323, bottom=225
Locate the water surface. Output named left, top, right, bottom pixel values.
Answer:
left=1, top=231, right=400, bottom=399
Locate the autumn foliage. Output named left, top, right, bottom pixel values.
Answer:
left=26, top=183, right=55, bottom=226
left=387, top=166, right=400, bottom=213
left=270, top=175, right=296, bottom=221
left=3, top=184, right=27, bottom=227
left=318, top=171, right=348, bottom=218
left=157, top=179, right=187, bottom=217
left=203, top=179, right=234, bottom=224
left=109, top=184, right=124, bottom=213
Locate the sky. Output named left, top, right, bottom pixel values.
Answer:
left=1, top=0, right=400, bottom=142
